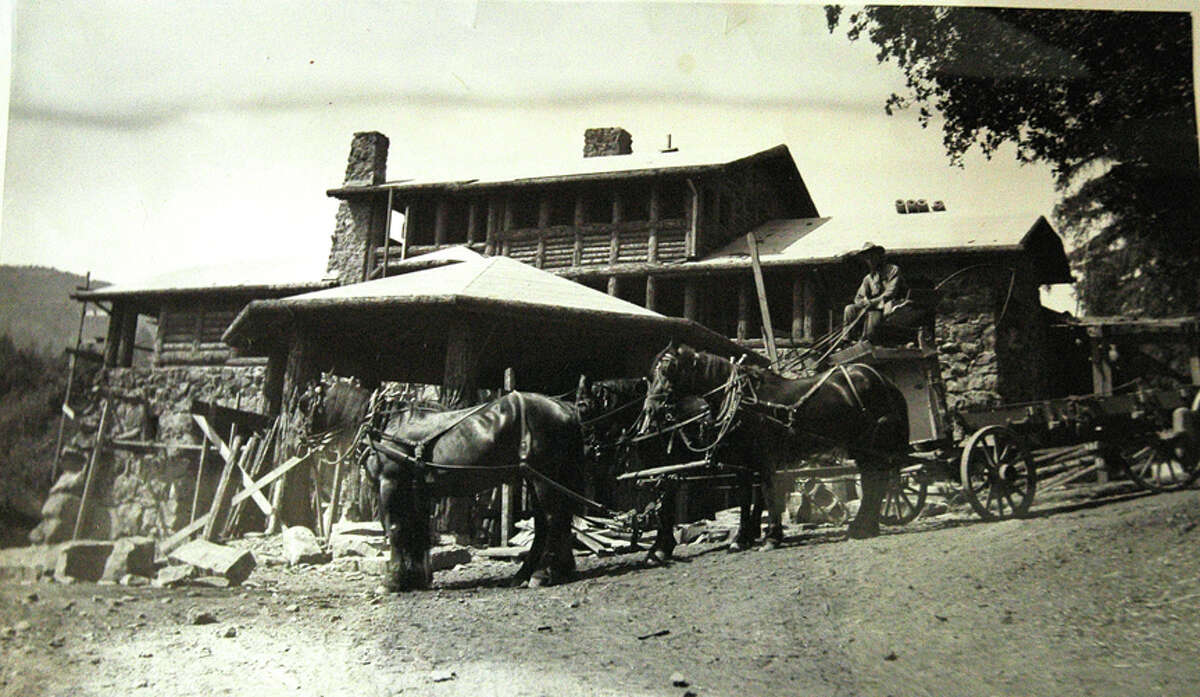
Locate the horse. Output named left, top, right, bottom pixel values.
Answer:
left=575, top=376, right=714, bottom=565
left=363, top=391, right=585, bottom=591
left=635, top=343, right=909, bottom=550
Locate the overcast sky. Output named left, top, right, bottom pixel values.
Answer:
left=1, top=1, right=1196, bottom=316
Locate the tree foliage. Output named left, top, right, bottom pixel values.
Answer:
left=827, top=5, right=1200, bottom=316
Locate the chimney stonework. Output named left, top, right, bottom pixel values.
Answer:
left=327, top=132, right=391, bottom=285
left=343, top=131, right=389, bottom=185
left=583, top=127, right=633, bottom=158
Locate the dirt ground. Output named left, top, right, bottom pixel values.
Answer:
left=2, top=484, right=1199, bottom=697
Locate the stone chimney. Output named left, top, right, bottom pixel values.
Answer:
left=327, top=132, right=391, bottom=285
left=583, top=127, right=633, bottom=158
left=343, top=131, right=389, bottom=185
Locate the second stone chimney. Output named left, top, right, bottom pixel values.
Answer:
left=583, top=127, right=633, bottom=158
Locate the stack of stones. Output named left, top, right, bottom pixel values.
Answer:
left=27, top=469, right=108, bottom=544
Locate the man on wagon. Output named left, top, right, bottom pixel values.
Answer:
left=842, top=242, right=907, bottom=343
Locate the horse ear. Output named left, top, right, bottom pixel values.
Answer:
left=576, top=374, right=589, bottom=394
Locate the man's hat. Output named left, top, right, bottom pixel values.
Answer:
left=857, top=241, right=886, bottom=256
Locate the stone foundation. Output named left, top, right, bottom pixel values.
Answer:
left=31, top=366, right=266, bottom=543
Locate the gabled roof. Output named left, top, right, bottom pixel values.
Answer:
left=698, top=212, right=1072, bottom=284
left=327, top=144, right=818, bottom=218
left=73, top=257, right=332, bottom=300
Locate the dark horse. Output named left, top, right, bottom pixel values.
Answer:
left=635, top=344, right=909, bottom=550
left=576, top=376, right=712, bottom=565
left=364, top=391, right=584, bottom=591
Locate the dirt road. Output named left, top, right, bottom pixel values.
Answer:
left=3, top=486, right=1199, bottom=697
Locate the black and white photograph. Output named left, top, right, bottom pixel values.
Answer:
left=1, top=1, right=1199, bottom=695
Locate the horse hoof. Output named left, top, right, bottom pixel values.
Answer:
left=374, top=584, right=392, bottom=595
left=645, top=550, right=670, bottom=567
left=528, top=574, right=546, bottom=588
left=847, top=526, right=879, bottom=540
left=761, top=539, right=779, bottom=551
left=728, top=542, right=744, bottom=553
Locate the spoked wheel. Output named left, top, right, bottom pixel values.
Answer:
left=1122, top=434, right=1200, bottom=492
left=960, top=425, right=1036, bottom=521
left=880, top=468, right=927, bottom=525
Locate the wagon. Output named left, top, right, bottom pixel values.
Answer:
left=829, top=332, right=1200, bottom=526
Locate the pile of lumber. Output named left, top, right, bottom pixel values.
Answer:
left=478, top=514, right=656, bottom=560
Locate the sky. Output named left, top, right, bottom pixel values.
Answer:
left=1, top=1, right=1197, bottom=314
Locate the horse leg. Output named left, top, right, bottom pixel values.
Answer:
left=512, top=495, right=547, bottom=587
left=646, top=482, right=677, bottom=566
left=730, top=472, right=756, bottom=552
left=530, top=488, right=576, bottom=588
left=759, top=469, right=785, bottom=551
left=379, top=474, right=431, bottom=592
left=848, top=468, right=886, bottom=539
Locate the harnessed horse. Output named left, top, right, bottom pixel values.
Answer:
left=576, top=376, right=721, bottom=565
left=363, top=391, right=585, bottom=591
left=635, top=344, right=909, bottom=548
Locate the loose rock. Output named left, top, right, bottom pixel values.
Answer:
left=186, top=608, right=218, bottom=625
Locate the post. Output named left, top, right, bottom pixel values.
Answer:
left=803, top=270, right=817, bottom=341
left=72, top=400, right=110, bottom=540
left=737, top=282, right=750, bottom=341
left=117, top=307, right=137, bottom=367
left=645, top=275, right=657, bottom=312
left=467, top=200, right=480, bottom=245
left=203, top=435, right=242, bottom=541
left=400, top=204, right=411, bottom=261
left=52, top=272, right=91, bottom=483
left=381, top=188, right=393, bottom=278
left=1090, top=340, right=1113, bottom=397
left=791, top=274, right=804, bottom=343
left=485, top=199, right=498, bottom=256
left=190, top=437, right=209, bottom=523
left=746, top=232, right=778, bottom=364
left=435, top=199, right=448, bottom=246
left=500, top=367, right=516, bottom=547
left=607, top=276, right=620, bottom=297
left=103, top=304, right=123, bottom=367
left=683, top=280, right=699, bottom=321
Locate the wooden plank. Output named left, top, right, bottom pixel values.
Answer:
left=227, top=420, right=278, bottom=535
left=161, top=451, right=313, bottom=553
left=193, top=414, right=272, bottom=516
left=72, top=401, right=110, bottom=540
left=616, top=460, right=713, bottom=480
left=746, top=232, right=778, bottom=365
left=203, top=435, right=242, bottom=541
left=190, top=435, right=209, bottom=524
left=108, top=439, right=206, bottom=453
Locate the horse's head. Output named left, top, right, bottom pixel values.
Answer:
left=635, top=342, right=691, bottom=435
left=366, top=420, right=433, bottom=592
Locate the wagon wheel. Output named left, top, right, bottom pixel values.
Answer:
left=880, top=469, right=927, bottom=526
left=1121, top=433, right=1200, bottom=493
left=959, top=425, right=1036, bottom=521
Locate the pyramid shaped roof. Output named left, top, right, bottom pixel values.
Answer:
left=285, top=255, right=661, bottom=319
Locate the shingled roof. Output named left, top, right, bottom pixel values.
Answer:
left=224, top=256, right=763, bottom=372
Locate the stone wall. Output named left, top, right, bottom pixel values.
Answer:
left=30, top=365, right=266, bottom=544
left=933, top=262, right=1048, bottom=412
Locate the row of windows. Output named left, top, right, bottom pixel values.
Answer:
left=401, top=181, right=690, bottom=246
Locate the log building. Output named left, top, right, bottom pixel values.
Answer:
left=57, top=126, right=1076, bottom=543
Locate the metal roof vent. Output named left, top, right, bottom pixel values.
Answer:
left=895, top=199, right=946, bottom=214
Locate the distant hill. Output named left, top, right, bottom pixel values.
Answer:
left=0, top=266, right=108, bottom=356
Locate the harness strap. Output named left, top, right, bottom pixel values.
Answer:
left=516, top=391, right=532, bottom=462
